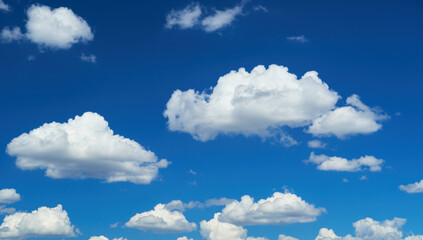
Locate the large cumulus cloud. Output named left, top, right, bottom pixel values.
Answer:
left=6, top=112, right=169, bottom=184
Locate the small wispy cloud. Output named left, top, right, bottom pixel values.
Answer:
left=166, top=3, right=202, bottom=29
left=80, top=53, right=96, bottom=63
left=287, top=35, right=308, bottom=43
left=253, top=5, right=267, bottom=12
left=0, top=0, right=10, bottom=12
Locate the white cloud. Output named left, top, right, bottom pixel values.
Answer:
left=0, top=0, right=9, bottom=11
left=287, top=35, right=308, bottom=43
left=166, top=3, right=202, bottom=29
left=315, top=217, right=423, bottom=240
left=307, top=140, right=326, bottom=149
left=164, top=65, right=341, bottom=141
left=178, top=237, right=194, bottom=240
left=306, top=152, right=384, bottom=172
left=0, top=189, right=20, bottom=204
left=80, top=53, right=96, bottom=63
left=201, top=4, right=243, bottom=32
left=89, top=236, right=127, bottom=240
left=308, top=95, right=386, bottom=138
left=125, top=203, right=196, bottom=233
left=0, top=27, right=24, bottom=43
left=0, top=205, right=75, bottom=239
left=253, top=5, right=268, bottom=12
left=6, top=112, right=169, bottom=184
left=218, top=192, right=325, bottom=226
left=2, top=4, right=93, bottom=49
left=399, top=179, right=423, bottom=193
left=200, top=213, right=247, bottom=240
left=279, top=234, right=299, bottom=240
left=246, top=238, right=268, bottom=240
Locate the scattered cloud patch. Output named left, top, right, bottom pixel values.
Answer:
left=164, top=198, right=235, bottom=212
left=177, top=237, right=194, bottom=240
left=308, top=94, right=387, bottom=138
left=315, top=217, right=423, bottom=240
left=80, top=53, right=96, bottom=63
left=166, top=1, right=255, bottom=32
left=1, top=4, right=93, bottom=49
left=0, top=0, right=9, bottom=12
left=201, top=4, right=243, bottom=32
left=253, top=5, right=268, bottom=12
left=166, top=3, right=202, bottom=29
left=307, top=140, right=326, bottom=149
left=0, top=205, right=75, bottom=239
left=287, top=35, right=308, bottom=43
left=306, top=152, right=384, bottom=172
left=218, top=192, right=325, bottom=226
left=399, top=179, right=423, bottom=193
left=89, top=236, right=127, bottom=240
left=342, top=178, right=349, bottom=183
left=360, top=175, right=367, bottom=181
left=6, top=112, right=169, bottom=184
left=125, top=203, right=196, bottom=233
left=0, top=27, right=24, bottom=43
left=0, top=189, right=20, bottom=204
left=278, top=235, right=299, bottom=240
left=0, top=205, right=15, bottom=215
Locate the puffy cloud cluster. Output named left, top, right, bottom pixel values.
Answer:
left=399, top=179, right=423, bottom=193
left=1, top=4, right=93, bottom=49
left=218, top=192, right=325, bottom=226
left=125, top=203, right=196, bottom=233
left=315, top=217, right=423, bottom=240
left=306, top=153, right=384, bottom=172
left=89, top=236, right=127, bottom=240
left=0, top=189, right=20, bottom=204
left=165, top=65, right=385, bottom=142
left=308, top=94, right=386, bottom=138
left=165, top=2, right=246, bottom=32
left=0, top=205, right=75, bottom=239
left=6, top=112, right=169, bottom=184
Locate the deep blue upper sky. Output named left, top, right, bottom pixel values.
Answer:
left=0, top=0, right=422, bottom=239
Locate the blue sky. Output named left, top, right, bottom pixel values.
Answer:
left=0, top=0, right=422, bottom=240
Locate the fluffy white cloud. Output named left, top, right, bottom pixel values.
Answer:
left=0, top=27, right=24, bottom=42
left=164, top=65, right=340, bottom=141
left=287, top=35, right=308, bottom=43
left=177, top=237, right=194, bottom=240
left=201, top=5, right=243, bottom=32
left=315, top=217, right=423, bottom=240
left=308, top=95, right=386, bottom=138
left=279, top=235, right=299, bottom=240
left=306, top=152, right=383, bottom=172
left=80, top=53, right=96, bottom=63
left=0, top=189, right=20, bottom=204
left=218, top=192, right=325, bottom=226
left=399, top=179, right=423, bottom=193
left=200, top=213, right=247, bottom=240
left=125, top=203, right=196, bottom=233
left=307, top=140, right=326, bottom=149
left=0, top=0, right=9, bottom=11
left=0, top=205, right=75, bottom=239
left=89, top=236, right=127, bottom=240
left=6, top=112, right=169, bottom=184
left=2, top=4, right=93, bottom=49
left=166, top=3, right=202, bottom=29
